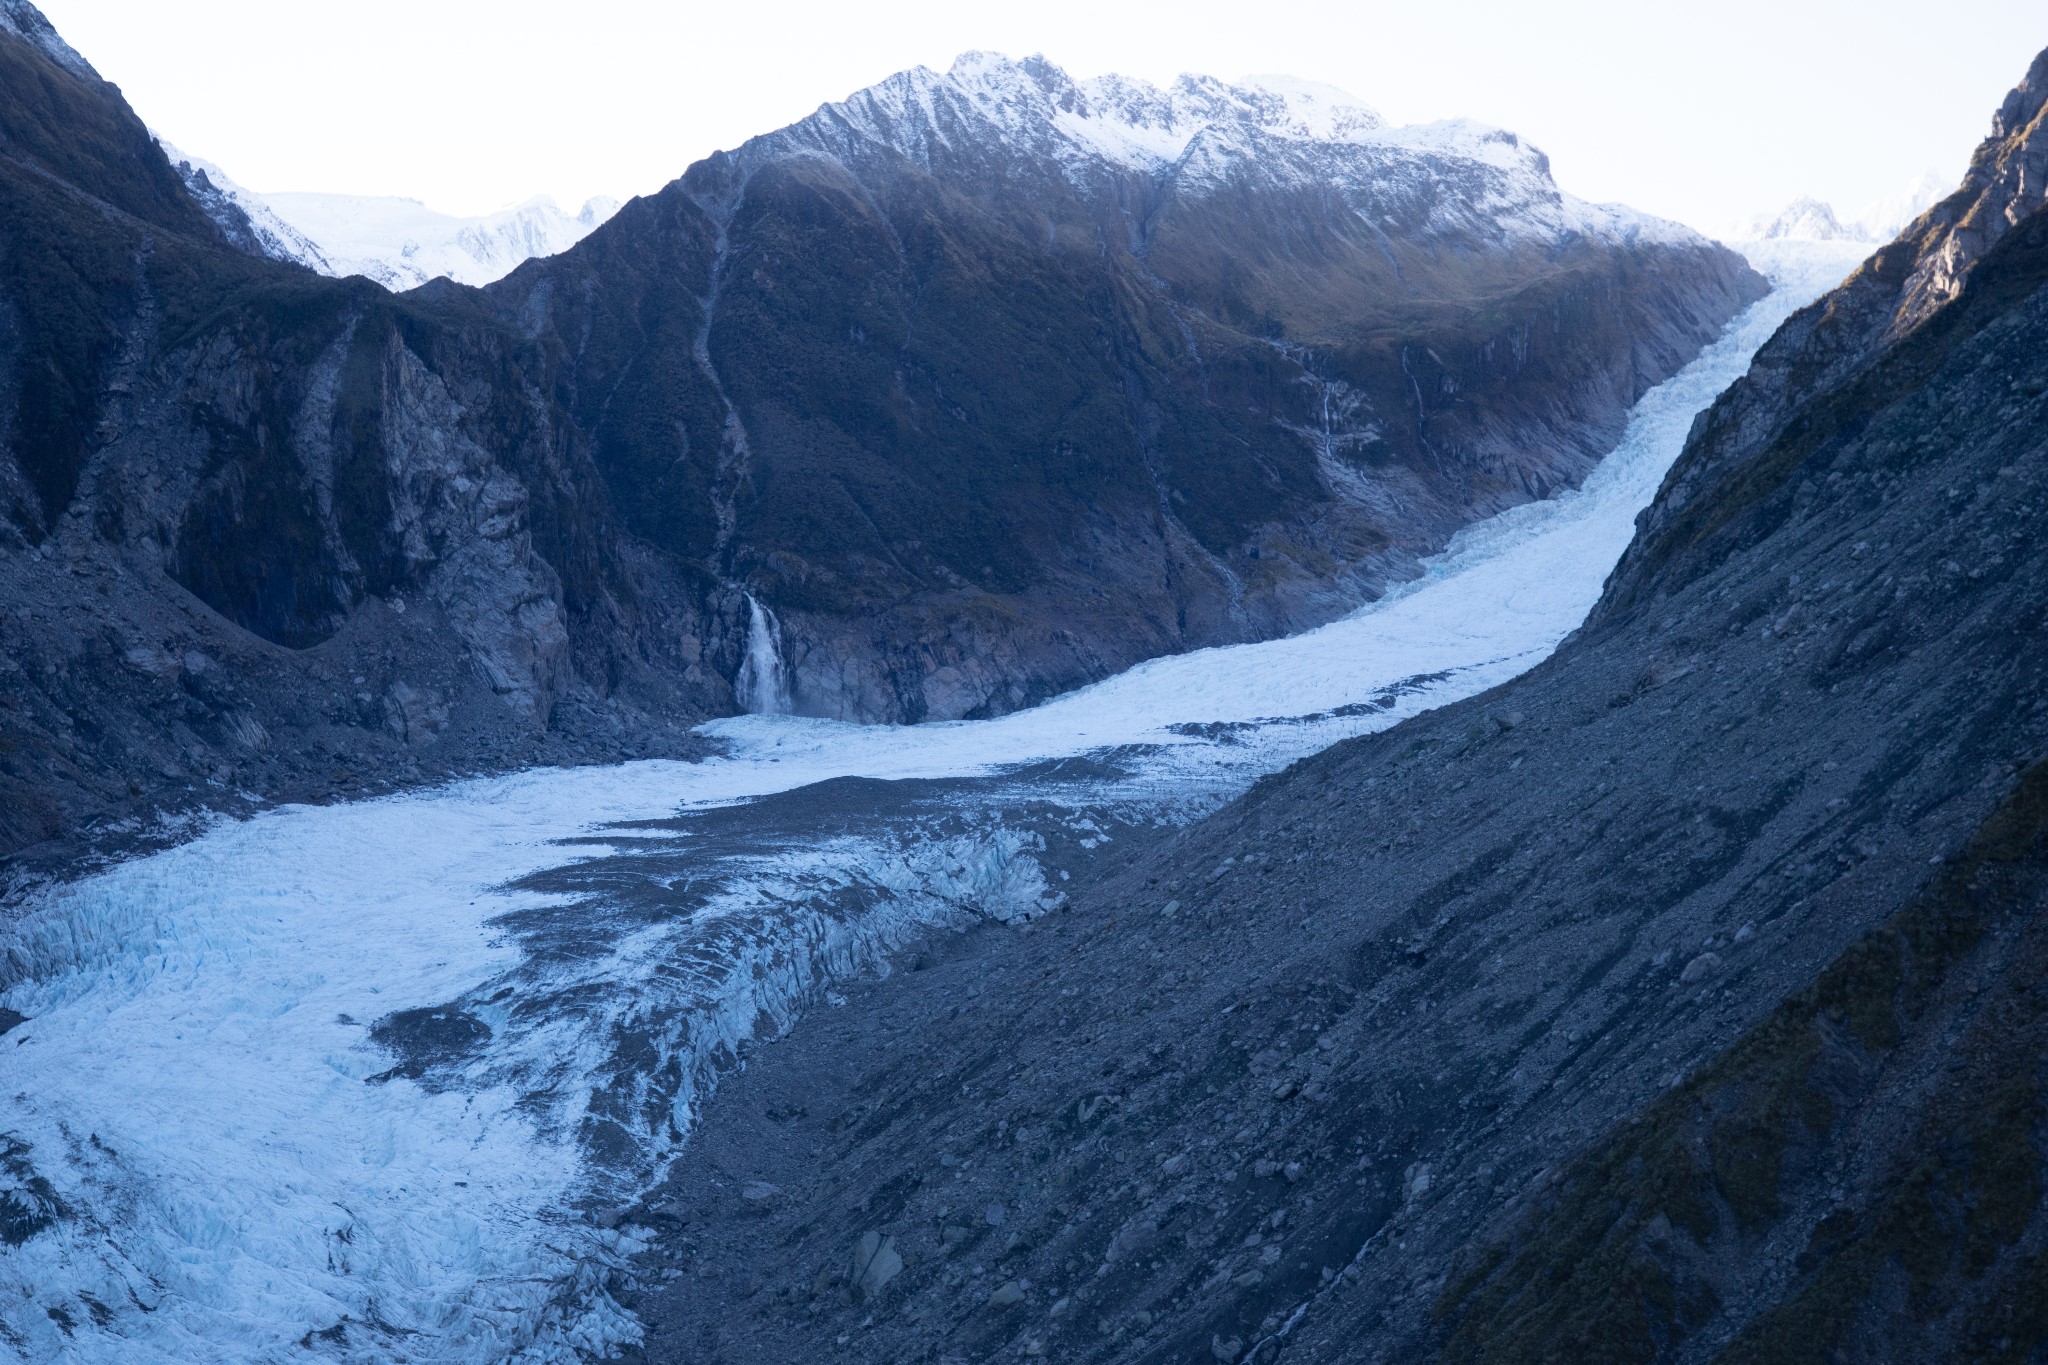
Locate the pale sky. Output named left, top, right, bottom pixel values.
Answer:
left=37, top=0, right=2048, bottom=235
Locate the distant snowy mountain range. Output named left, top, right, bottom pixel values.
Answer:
left=161, top=54, right=1698, bottom=294
left=153, top=52, right=1944, bottom=289
left=157, top=53, right=1934, bottom=293
left=160, top=142, right=619, bottom=289
left=1740, top=171, right=1949, bottom=243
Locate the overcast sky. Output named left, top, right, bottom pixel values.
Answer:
left=37, top=0, right=2047, bottom=234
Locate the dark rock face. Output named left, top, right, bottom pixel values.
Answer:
left=496, top=56, right=1764, bottom=722
left=0, top=16, right=724, bottom=869
left=0, top=17, right=1759, bottom=867
left=629, top=50, right=2048, bottom=1365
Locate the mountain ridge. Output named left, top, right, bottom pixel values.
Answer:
left=493, top=49, right=1761, bottom=723
left=0, top=9, right=1758, bottom=869
left=714, top=51, right=1699, bottom=249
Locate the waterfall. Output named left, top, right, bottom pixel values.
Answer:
left=735, top=593, right=793, bottom=715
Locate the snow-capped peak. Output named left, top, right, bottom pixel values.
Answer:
left=1232, top=73, right=1387, bottom=142
left=1745, top=195, right=1862, bottom=242
left=1738, top=173, right=1952, bottom=247
left=792, top=52, right=1386, bottom=177
left=0, top=0, right=94, bottom=78
left=744, top=51, right=1705, bottom=254
left=259, top=191, right=623, bottom=289
left=576, top=195, right=623, bottom=228
left=1059, top=68, right=1386, bottom=169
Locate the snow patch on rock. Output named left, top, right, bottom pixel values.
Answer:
left=0, top=0, right=93, bottom=78
left=758, top=52, right=1703, bottom=252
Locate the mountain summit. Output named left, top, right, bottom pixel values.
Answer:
left=817, top=54, right=1391, bottom=172
left=1745, top=194, right=1864, bottom=242
left=1741, top=172, right=1952, bottom=245
left=496, top=50, right=1761, bottom=721
left=724, top=51, right=1690, bottom=248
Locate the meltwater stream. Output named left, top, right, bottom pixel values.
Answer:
left=0, top=255, right=1849, bottom=1363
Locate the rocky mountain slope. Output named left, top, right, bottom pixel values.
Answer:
left=0, top=8, right=725, bottom=867
left=630, top=46, right=2048, bottom=1365
left=0, top=7, right=1758, bottom=869
left=494, top=54, right=1762, bottom=722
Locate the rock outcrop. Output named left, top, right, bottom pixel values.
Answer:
left=0, top=17, right=723, bottom=868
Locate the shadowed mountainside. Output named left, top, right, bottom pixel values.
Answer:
left=0, top=6, right=725, bottom=866
left=493, top=57, right=1763, bottom=721
left=630, top=47, right=2048, bottom=1365
left=0, top=11, right=1758, bottom=869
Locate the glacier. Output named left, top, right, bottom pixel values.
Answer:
left=0, top=250, right=1847, bottom=1363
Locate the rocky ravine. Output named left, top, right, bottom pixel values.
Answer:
left=627, top=48, right=2048, bottom=1365
left=0, top=6, right=1759, bottom=869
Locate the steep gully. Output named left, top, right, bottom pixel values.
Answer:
left=0, top=251, right=1848, bottom=1363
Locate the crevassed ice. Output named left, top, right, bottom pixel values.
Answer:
left=0, top=249, right=1834, bottom=1364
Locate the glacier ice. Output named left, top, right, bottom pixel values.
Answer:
left=0, top=251, right=1836, bottom=1363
